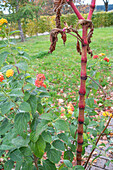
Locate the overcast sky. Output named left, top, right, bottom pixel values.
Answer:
left=84, top=0, right=113, bottom=5
left=2, top=0, right=113, bottom=14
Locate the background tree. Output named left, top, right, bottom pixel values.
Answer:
left=30, top=0, right=45, bottom=36
left=103, top=0, right=109, bottom=11
left=0, top=0, right=43, bottom=41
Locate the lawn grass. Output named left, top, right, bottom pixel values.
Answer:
left=1, top=26, right=113, bottom=106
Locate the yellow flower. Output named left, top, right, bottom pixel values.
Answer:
left=102, top=111, right=113, bottom=118
left=99, top=53, right=105, bottom=56
left=6, top=69, right=14, bottom=78
left=68, top=109, right=73, bottom=115
left=0, top=18, right=8, bottom=26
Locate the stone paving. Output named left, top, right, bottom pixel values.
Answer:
left=86, top=118, right=113, bottom=170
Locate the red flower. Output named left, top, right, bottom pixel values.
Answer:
left=103, top=57, right=109, bottom=62
left=0, top=72, right=4, bottom=82
left=93, top=55, right=99, bottom=59
left=36, top=74, right=46, bottom=80
left=42, top=84, right=46, bottom=88
left=35, top=78, right=43, bottom=87
left=94, top=99, right=97, bottom=104
left=35, top=74, right=46, bottom=88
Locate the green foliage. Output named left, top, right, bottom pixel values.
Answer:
left=22, top=11, right=113, bottom=36
left=0, top=21, right=112, bottom=169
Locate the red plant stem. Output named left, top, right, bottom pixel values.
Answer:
left=87, top=0, right=96, bottom=20
left=77, top=25, right=88, bottom=165
left=66, top=0, right=84, bottom=20
left=33, top=154, right=38, bottom=170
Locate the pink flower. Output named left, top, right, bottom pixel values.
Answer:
left=63, top=28, right=65, bottom=32
left=93, top=55, right=99, bottom=59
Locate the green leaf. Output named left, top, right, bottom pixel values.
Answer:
left=4, top=160, right=14, bottom=170
left=0, top=64, right=13, bottom=73
left=15, top=61, right=28, bottom=71
left=0, top=118, right=11, bottom=135
left=42, top=131, right=52, bottom=143
left=0, top=51, right=9, bottom=66
left=105, top=146, right=113, bottom=152
left=47, top=149, right=62, bottom=164
left=86, top=128, right=97, bottom=137
left=30, top=135, right=46, bottom=158
left=40, top=112, right=54, bottom=120
left=20, top=147, right=32, bottom=157
left=1, top=101, right=15, bottom=115
left=31, top=120, right=48, bottom=142
left=75, top=165, right=85, bottom=170
left=23, top=84, right=34, bottom=91
left=37, top=103, right=43, bottom=114
left=69, top=124, right=77, bottom=138
left=9, top=30, right=20, bottom=36
left=43, top=159, right=56, bottom=170
left=15, top=161, right=22, bottom=170
left=28, top=95, right=37, bottom=115
left=105, top=160, right=111, bottom=167
left=21, top=161, right=33, bottom=170
left=39, top=92, right=50, bottom=98
left=58, top=133, right=68, bottom=143
left=0, top=44, right=7, bottom=50
left=45, top=143, right=51, bottom=152
left=52, top=140, right=65, bottom=151
left=23, top=91, right=30, bottom=101
left=0, top=144, right=15, bottom=150
left=14, top=112, right=30, bottom=137
left=63, top=160, right=72, bottom=168
left=10, top=149, right=23, bottom=162
left=19, top=102, right=31, bottom=112
left=54, top=119, right=69, bottom=132
left=11, top=136, right=30, bottom=148
left=64, top=150, right=74, bottom=162
left=9, top=88, right=24, bottom=97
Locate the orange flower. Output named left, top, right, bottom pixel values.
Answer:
left=103, top=57, right=109, bottom=62
left=42, top=83, right=46, bottom=88
left=0, top=72, right=4, bottom=82
left=35, top=74, right=46, bottom=88
left=6, top=69, right=14, bottom=78
left=67, top=102, right=74, bottom=114
left=94, top=99, right=97, bottom=104
left=35, top=78, right=43, bottom=87
left=93, top=55, right=99, bottom=59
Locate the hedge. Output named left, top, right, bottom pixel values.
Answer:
left=25, top=11, right=113, bottom=36
left=1, top=11, right=113, bottom=38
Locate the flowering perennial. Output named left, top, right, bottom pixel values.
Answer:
left=67, top=102, right=74, bottom=114
left=93, top=55, right=99, bottom=59
left=35, top=74, right=46, bottom=88
left=6, top=69, right=14, bottom=78
left=102, top=111, right=113, bottom=118
left=0, top=72, right=4, bottom=82
left=99, top=53, right=105, bottom=56
left=0, top=18, right=8, bottom=26
left=103, top=57, right=109, bottom=62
